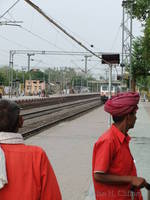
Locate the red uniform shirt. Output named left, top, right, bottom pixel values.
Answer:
left=0, top=144, right=62, bottom=200
left=92, top=124, right=142, bottom=200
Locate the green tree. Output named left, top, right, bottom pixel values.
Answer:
left=0, top=66, right=9, bottom=85
left=125, top=0, right=150, bottom=21
left=124, top=0, right=150, bottom=90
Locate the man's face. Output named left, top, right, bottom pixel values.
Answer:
left=127, top=110, right=137, bottom=129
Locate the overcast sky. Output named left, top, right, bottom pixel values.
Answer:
left=0, top=0, right=142, bottom=78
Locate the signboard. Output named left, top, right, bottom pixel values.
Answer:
left=102, top=54, right=120, bottom=64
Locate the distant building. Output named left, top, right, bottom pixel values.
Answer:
left=25, top=80, right=45, bottom=95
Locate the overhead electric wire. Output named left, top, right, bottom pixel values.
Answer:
left=110, top=24, right=122, bottom=51
left=43, top=12, right=93, bottom=50
left=2, top=16, right=68, bottom=64
left=3, top=13, right=80, bottom=65
left=24, top=0, right=111, bottom=65
left=0, top=33, right=30, bottom=49
left=20, top=26, right=64, bottom=51
left=0, top=0, right=20, bottom=20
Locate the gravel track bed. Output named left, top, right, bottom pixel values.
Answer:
left=19, top=99, right=101, bottom=137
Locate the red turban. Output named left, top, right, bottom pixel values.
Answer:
left=104, top=92, right=140, bottom=117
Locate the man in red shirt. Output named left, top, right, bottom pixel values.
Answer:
left=0, top=99, right=62, bottom=200
left=92, top=92, right=148, bottom=200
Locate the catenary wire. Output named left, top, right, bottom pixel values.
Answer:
left=0, top=0, right=21, bottom=20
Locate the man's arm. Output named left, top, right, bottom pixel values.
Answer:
left=94, top=172, right=146, bottom=189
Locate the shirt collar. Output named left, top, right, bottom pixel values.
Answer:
left=111, top=124, right=131, bottom=144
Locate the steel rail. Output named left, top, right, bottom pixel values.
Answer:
left=22, top=97, right=100, bottom=120
left=21, top=99, right=102, bottom=138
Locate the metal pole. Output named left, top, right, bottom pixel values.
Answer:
left=84, top=55, right=88, bottom=87
left=23, top=70, right=25, bottom=95
left=48, top=68, right=50, bottom=95
left=27, top=54, right=31, bottom=95
left=27, top=53, right=34, bottom=95
left=97, top=82, right=98, bottom=93
left=108, top=65, right=112, bottom=99
left=8, top=51, right=12, bottom=98
left=121, top=2, right=125, bottom=88
left=22, top=67, right=25, bottom=96
left=9, top=51, right=14, bottom=98
left=108, top=65, right=112, bottom=126
left=61, top=71, right=64, bottom=94
left=129, top=1, right=133, bottom=91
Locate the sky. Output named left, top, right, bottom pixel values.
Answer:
left=0, top=0, right=143, bottom=79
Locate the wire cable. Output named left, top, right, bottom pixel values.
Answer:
left=110, top=23, right=122, bottom=51
left=0, top=0, right=20, bottom=20
left=20, top=26, right=64, bottom=51
left=0, top=33, right=30, bottom=49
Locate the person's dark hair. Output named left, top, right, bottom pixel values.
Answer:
left=112, top=108, right=136, bottom=123
left=0, top=99, right=20, bottom=132
left=112, top=115, right=126, bottom=123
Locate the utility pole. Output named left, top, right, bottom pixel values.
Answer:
left=9, top=51, right=15, bottom=97
left=48, top=68, right=51, bottom=95
left=108, top=64, right=112, bottom=126
left=84, top=55, right=92, bottom=87
left=121, top=0, right=134, bottom=91
left=22, top=67, right=26, bottom=95
left=129, top=1, right=133, bottom=90
left=105, top=68, right=109, bottom=80
left=121, top=1, right=125, bottom=88
left=85, top=55, right=88, bottom=88
left=27, top=53, right=34, bottom=95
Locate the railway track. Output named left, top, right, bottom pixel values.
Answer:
left=19, top=97, right=102, bottom=138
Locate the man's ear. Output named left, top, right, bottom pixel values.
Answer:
left=18, top=115, right=24, bottom=128
left=122, top=115, right=128, bottom=125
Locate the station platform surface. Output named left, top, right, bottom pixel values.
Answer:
left=26, top=101, right=150, bottom=200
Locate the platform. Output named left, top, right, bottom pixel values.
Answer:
left=26, top=101, right=150, bottom=200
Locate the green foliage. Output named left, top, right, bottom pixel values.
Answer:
left=0, top=66, right=97, bottom=90
left=30, top=70, right=44, bottom=81
left=0, top=66, right=9, bottom=85
left=125, top=0, right=150, bottom=21
left=143, top=18, right=150, bottom=64
left=124, top=0, right=150, bottom=90
left=131, top=37, right=146, bottom=76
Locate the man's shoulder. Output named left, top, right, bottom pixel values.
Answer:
left=23, top=144, right=45, bottom=154
left=96, top=126, right=115, bottom=143
left=2, top=143, right=46, bottom=155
